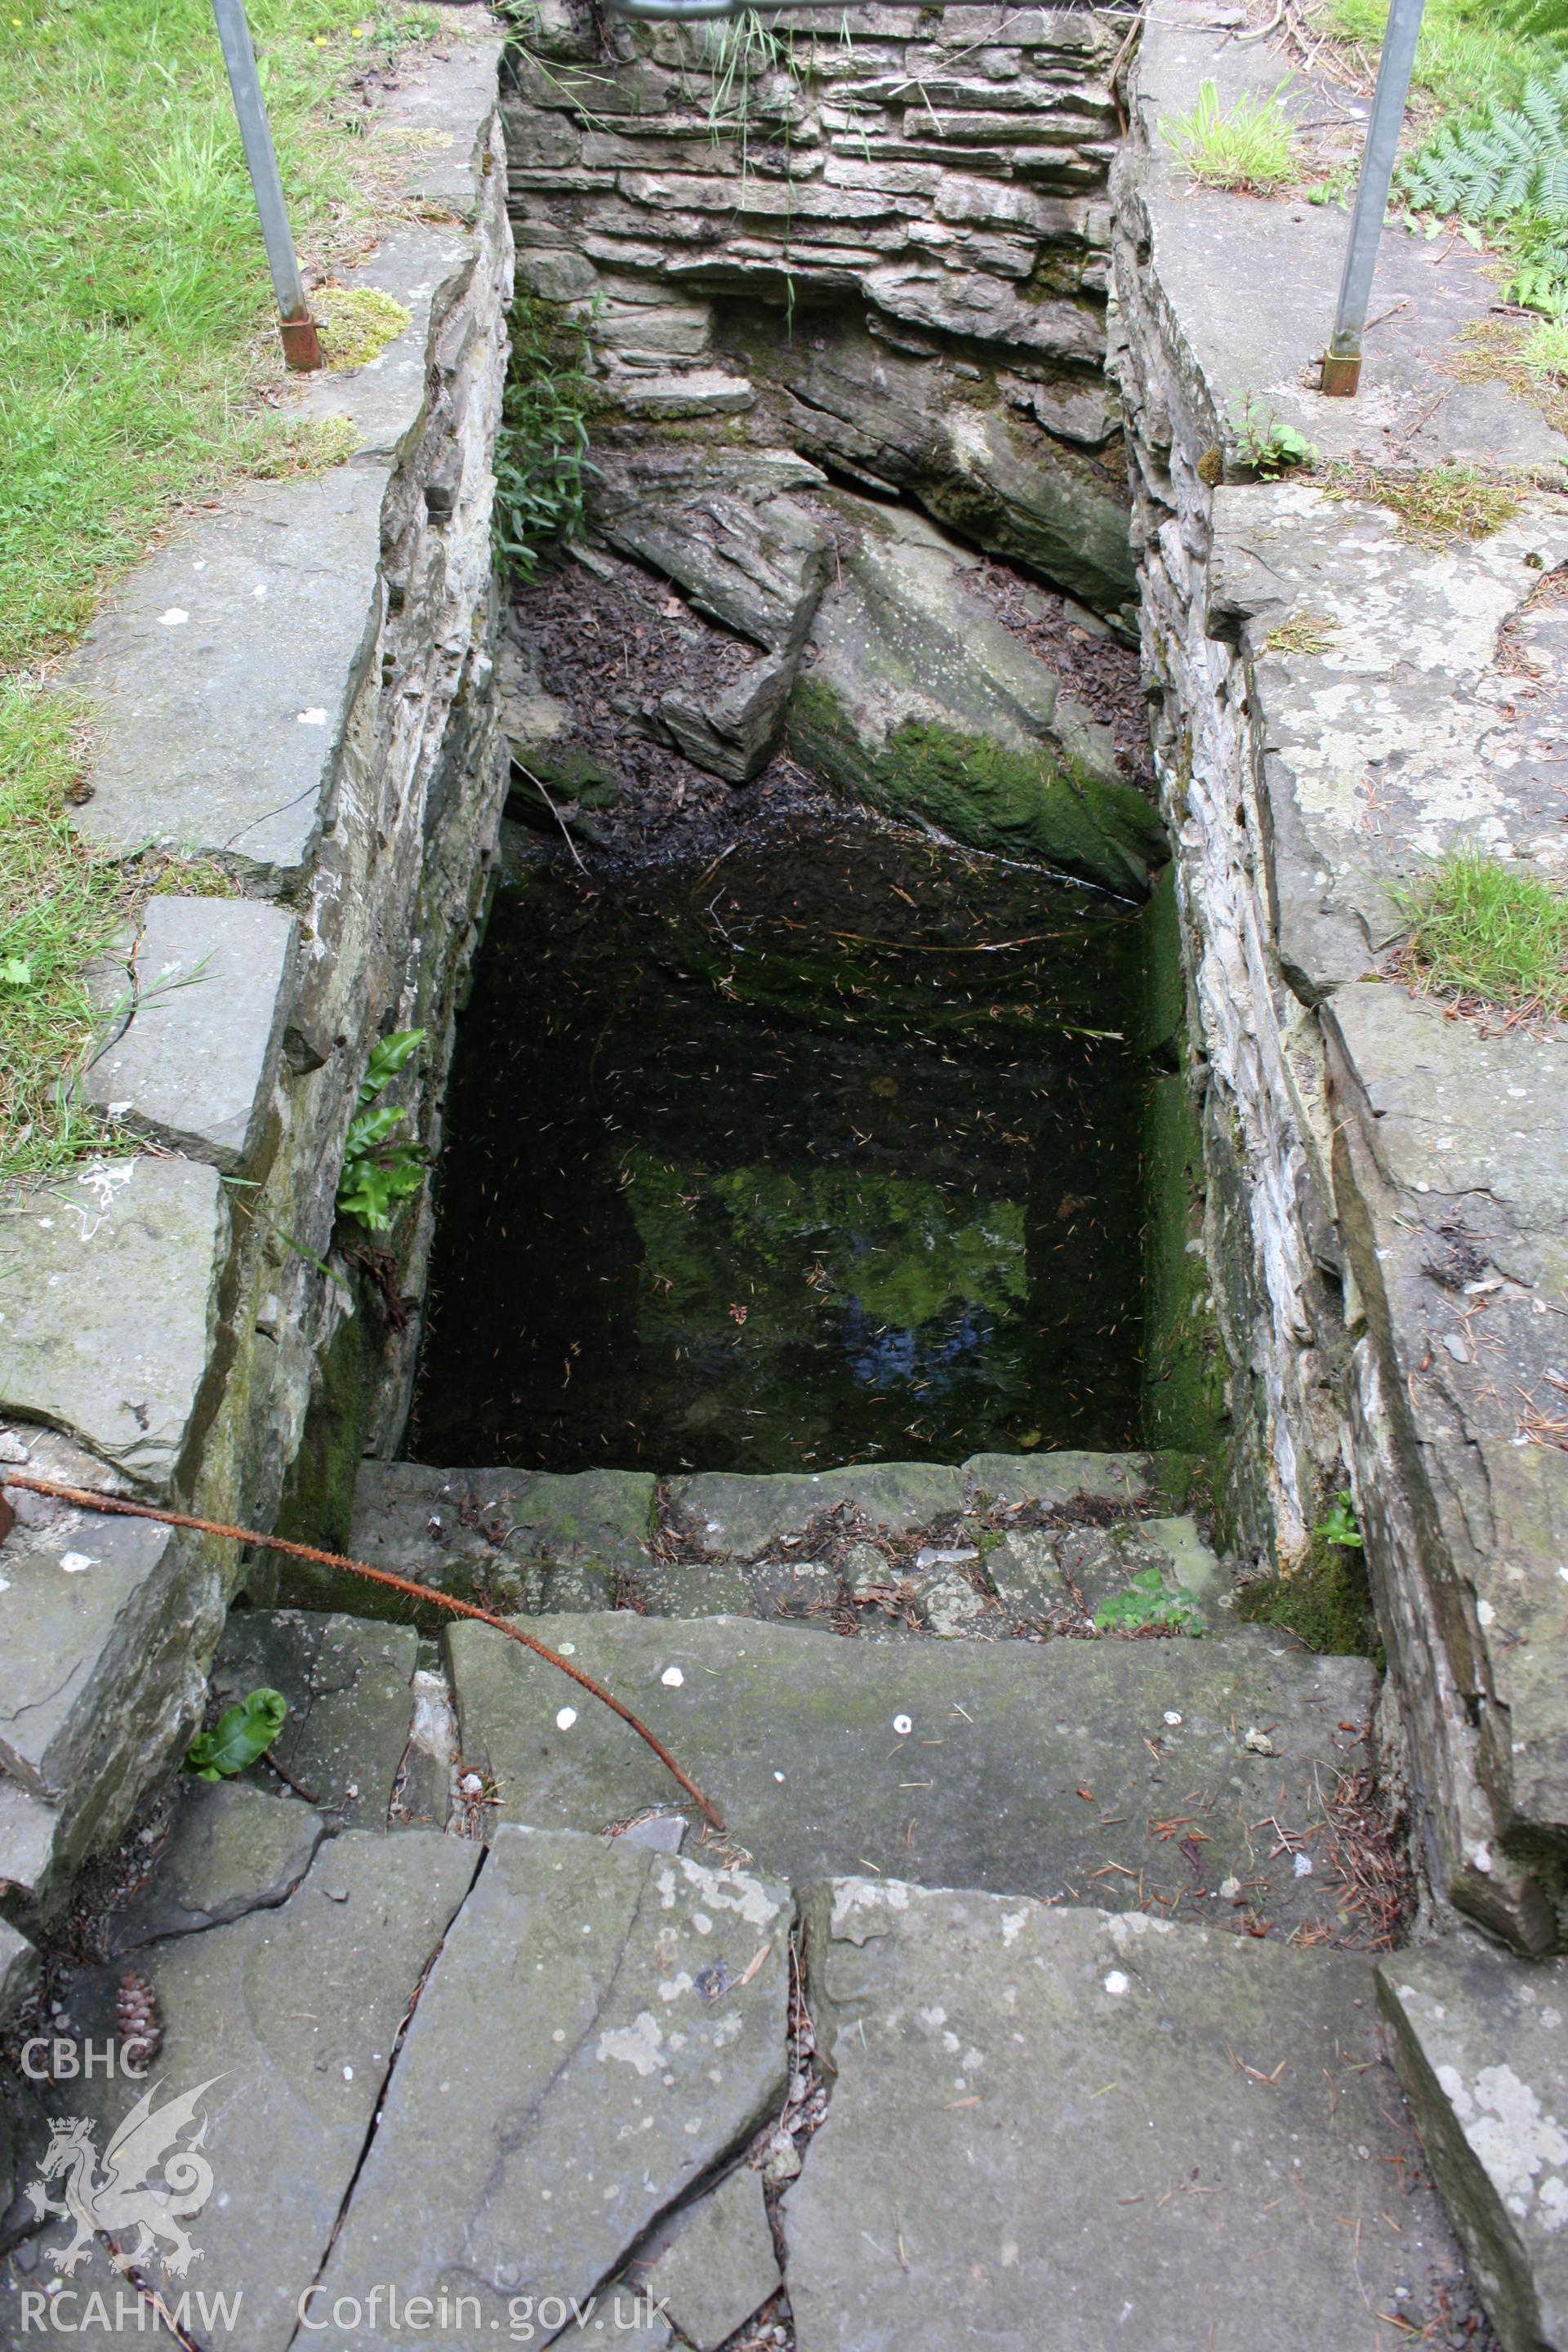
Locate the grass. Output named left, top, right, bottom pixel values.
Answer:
left=0, top=0, right=443, bottom=1183
left=1320, top=0, right=1546, bottom=124
left=1396, top=846, right=1568, bottom=1019
left=1323, top=461, right=1526, bottom=545
left=1158, top=77, right=1298, bottom=194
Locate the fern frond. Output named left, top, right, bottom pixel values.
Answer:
left=1400, top=66, right=1568, bottom=223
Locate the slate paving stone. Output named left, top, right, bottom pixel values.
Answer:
left=349, top=1462, right=657, bottom=1610
left=785, top=1879, right=1473, bottom=2352
left=314, top=1824, right=790, bottom=2345
left=665, top=1463, right=969, bottom=1558
left=109, top=1782, right=324, bottom=1951
left=2, top=2223, right=187, bottom=2351
left=0, top=1158, right=227, bottom=1494
left=632, top=2163, right=781, bottom=2351
left=1379, top=1937, right=1568, bottom=2352
left=82, top=897, right=296, bottom=1175
left=51, top=1830, right=479, bottom=2352
left=212, top=1610, right=417, bottom=1825
left=448, top=1613, right=1378, bottom=1936
left=0, top=1500, right=182, bottom=1802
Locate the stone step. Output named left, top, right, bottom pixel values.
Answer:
left=4, top=1820, right=1481, bottom=2352
left=449, top=1610, right=1379, bottom=1939
left=349, top=1450, right=1222, bottom=1637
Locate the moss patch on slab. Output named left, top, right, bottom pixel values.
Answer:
left=315, top=283, right=412, bottom=372
left=1239, top=1535, right=1383, bottom=1664
left=787, top=681, right=1165, bottom=899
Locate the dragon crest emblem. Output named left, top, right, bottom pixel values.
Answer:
left=25, top=2078, right=223, bottom=2277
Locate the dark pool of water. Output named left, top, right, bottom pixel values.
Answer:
left=410, top=817, right=1153, bottom=1473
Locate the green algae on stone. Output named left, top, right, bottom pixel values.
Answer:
left=787, top=683, right=1164, bottom=898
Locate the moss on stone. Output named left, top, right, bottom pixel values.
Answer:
left=315, top=284, right=412, bottom=372
left=1238, top=1537, right=1383, bottom=1664
left=1140, top=1070, right=1228, bottom=1477
left=787, top=680, right=1164, bottom=898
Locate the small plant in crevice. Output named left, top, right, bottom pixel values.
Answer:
left=1393, top=846, right=1568, bottom=1020
left=1158, top=77, right=1298, bottom=194
left=185, top=1687, right=287, bottom=1780
left=336, top=1027, right=426, bottom=1232
left=1094, top=1566, right=1205, bottom=1635
left=1315, top=1489, right=1364, bottom=1550
left=493, top=294, right=596, bottom=584
left=1228, top=393, right=1317, bottom=479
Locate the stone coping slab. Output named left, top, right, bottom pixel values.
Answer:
left=0, top=1157, right=227, bottom=1494
left=0, top=1493, right=177, bottom=1802
left=786, top=1878, right=1471, bottom=2352
left=1207, top=487, right=1568, bottom=998
left=82, top=895, right=297, bottom=1174
left=314, top=1824, right=790, bottom=2343
left=1379, top=1937, right=1568, bottom=2352
left=449, top=1610, right=1378, bottom=1936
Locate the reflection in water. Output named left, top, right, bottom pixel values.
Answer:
left=411, top=817, right=1151, bottom=1472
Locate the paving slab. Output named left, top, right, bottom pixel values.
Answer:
left=109, top=1782, right=324, bottom=1951
left=785, top=1879, right=1472, bottom=2352
left=449, top=1613, right=1378, bottom=1936
left=2, top=2222, right=188, bottom=2350
left=69, top=463, right=389, bottom=885
left=82, top=897, right=296, bottom=1174
left=0, top=1158, right=227, bottom=1494
left=633, top=2163, right=781, bottom=2351
left=1379, top=1938, right=1568, bottom=2352
left=314, top=1824, right=790, bottom=2342
left=212, top=1610, right=417, bottom=1824
left=0, top=1776, right=57, bottom=1909
left=350, top=1461, right=657, bottom=1610
left=51, top=1829, right=479, bottom=2352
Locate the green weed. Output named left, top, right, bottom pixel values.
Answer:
left=1395, top=847, right=1568, bottom=1018
left=1094, top=1566, right=1205, bottom=1635
left=493, top=294, right=595, bottom=581
left=185, top=1687, right=287, bottom=1780
left=336, top=1027, right=426, bottom=1231
left=1158, top=78, right=1298, bottom=194
left=1230, top=393, right=1317, bottom=477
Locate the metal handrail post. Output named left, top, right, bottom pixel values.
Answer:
left=1321, top=0, right=1426, bottom=396
left=209, top=0, right=323, bottom=371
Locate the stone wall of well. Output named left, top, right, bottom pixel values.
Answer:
left=0, top=26, right=514, bottom=1918
left=1111, top=7, right=1568, bottom=1952
left=502, top=0, right=1139, bottom=626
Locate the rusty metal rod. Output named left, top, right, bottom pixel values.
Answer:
left=0, top=1472, right=724, bottom=1832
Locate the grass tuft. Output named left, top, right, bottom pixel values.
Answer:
left=1396, top=847, right=1568, bottom=1018
left=1265, top=613, right=1339, bottom=655
left=1157, top=77, right=1298, bottom=194
left=1325, top=461, right=1525, bottom=545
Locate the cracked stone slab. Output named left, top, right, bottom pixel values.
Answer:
left=69, top=461, right=390, bottom=886
left=632, top=2163, right=781, bottom=2350
left=350, top=1462, right=657, bottom=1610
left=212, top=1610, right=417, bottom=1824
left=50, top=1829, right=479, bottom=2352
left=82, top=897, right=296, bottom=1174
left=314, top=1824, right=790, bottom=2342
left=665, top=1463, right=968, bottom=1560
left=450, top=1612, right=1377, bottom=1935
left=0, top=1157, right=228, bottom=1494
left=109, top=1782, right=324, bottom=1952
left=0, top=1493, right=188, bottom=1803
left=786, top=1882, right=1472, bottom=2352
left=1379, top=1938, right=1568, bottom=2352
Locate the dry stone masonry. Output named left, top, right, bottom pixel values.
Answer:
left=5, top=2, right=1568, bottom=2346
